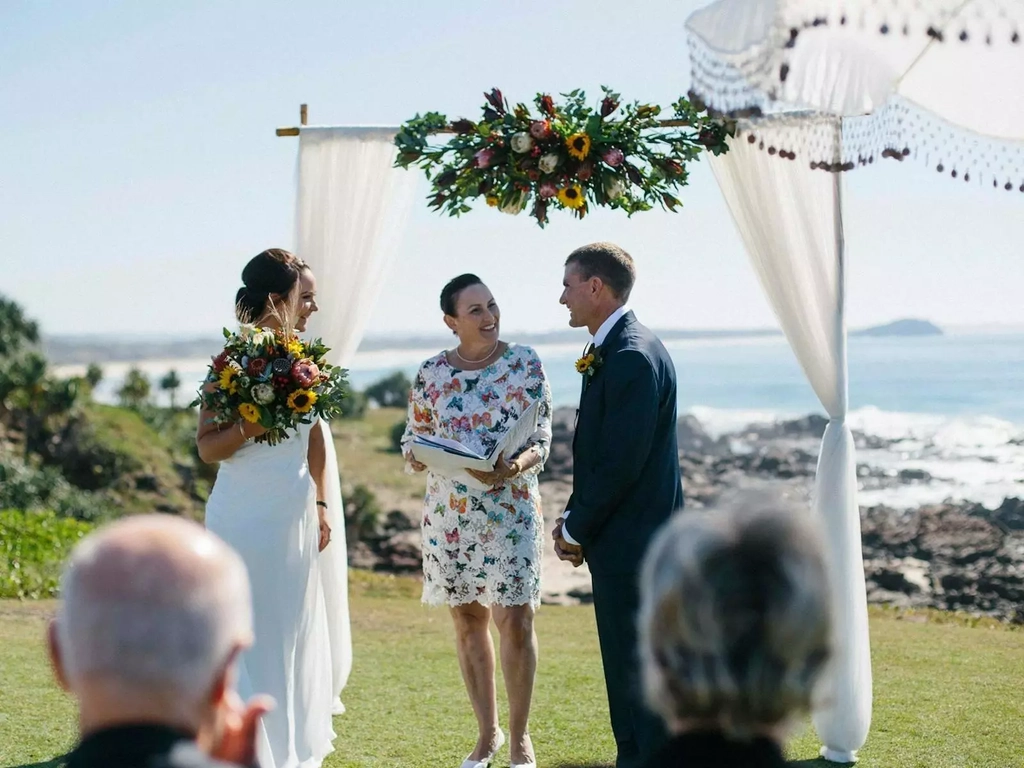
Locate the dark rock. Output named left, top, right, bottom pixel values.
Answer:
left=899, top=468, right=932, bottom=482
left=994, top=498, right=1024, bottom=530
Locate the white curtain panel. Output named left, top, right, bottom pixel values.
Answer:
left=294, top=126, right=417, bottom=713
left=708, top=124, right=872, bottom=763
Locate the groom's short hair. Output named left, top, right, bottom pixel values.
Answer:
left=566, top=242, right=636, bottom=302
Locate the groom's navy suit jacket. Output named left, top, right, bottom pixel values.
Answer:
left=567, top=311, right=684, bottom=575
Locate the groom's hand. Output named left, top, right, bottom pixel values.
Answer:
left=553, top=517, right=584, bottom=568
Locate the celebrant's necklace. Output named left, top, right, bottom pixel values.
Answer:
left=455, top=340, right=500, bottom=365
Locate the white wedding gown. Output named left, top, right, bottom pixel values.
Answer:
left=205, top=421, right=338, bottom=768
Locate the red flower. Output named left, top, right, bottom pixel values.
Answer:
left=248, top=358, right=268, bottom=377
left=577, top=159, right=594, bottom=181
left=538, top=94, right=555, bottom=117
left=473, top=148, right=496, bottom=169
left=527, top=170, right=540, bottom=181
left=273, top=375, right=291, bottom=389
left=601, top=147, right=625, bottom=167
left=600, top=95, right=620, bottom=117
left=484, top=88, right=506, bottom=115
left=211, top=349, right=230, bottom=373
left=291, top=359, right=320, bottom=388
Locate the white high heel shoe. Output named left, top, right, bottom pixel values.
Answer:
left=459, top=729, right=505, bottom=768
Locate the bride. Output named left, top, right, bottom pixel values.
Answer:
left=197, top=248, right=337, bottom=768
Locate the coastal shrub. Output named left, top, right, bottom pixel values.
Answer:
left=389, top=421, right=406, bottom=453
left=345, top=484, right=382, bottom=541
left=365, top=372, right=412, bottom=409
left=0, top=455, right=108, bottom=522
left=339, top=389, right=368, bottom=420
left=0, top=509, right=92, bottom=599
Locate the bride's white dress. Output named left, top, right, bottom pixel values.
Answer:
left=205, top=421, right=337, bottom=768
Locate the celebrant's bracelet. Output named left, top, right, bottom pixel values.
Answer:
left=316, top=501, right=328, bottom=509
left=237, top=422, right=247, bottom=442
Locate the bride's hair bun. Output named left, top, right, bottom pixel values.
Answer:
left=235, top=248, right=308, bottom=322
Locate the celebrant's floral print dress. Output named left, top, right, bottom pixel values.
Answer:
left=402, top=344, right=553, bottom=608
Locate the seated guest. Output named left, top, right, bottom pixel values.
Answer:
left=48, top=514, right=273, bottom=768
left=637, top=491, right=833, bottom=768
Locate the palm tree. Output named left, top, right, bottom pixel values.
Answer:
left=160, top=369, right=182, bottom=410
left=85, top=363, right=104, bottom=389
left=118, top=368, right=151, bottom=410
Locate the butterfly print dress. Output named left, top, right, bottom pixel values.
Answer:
left=402, top=344, right=553, bottom=608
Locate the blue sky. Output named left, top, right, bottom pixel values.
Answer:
left=2, top=0, right=1022, bottom=338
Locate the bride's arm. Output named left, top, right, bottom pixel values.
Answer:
left=195, top=382, right=265, bottom=463
left=307, top=421, right=327, bottom=503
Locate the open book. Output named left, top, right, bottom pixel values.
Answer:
left=411, top=400, right=540, bottom=491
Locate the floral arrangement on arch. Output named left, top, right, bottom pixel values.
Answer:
left=191, top=325, right=349, bottom=446
left=394, top=87, right=732, bottom=227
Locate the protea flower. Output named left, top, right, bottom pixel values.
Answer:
left=473, top=148, right=497, bottom=169
left=530, top=120, right=553, bottom=140
left=601, top=147, right=625, bottom=167
left=451, top=118, right=476, bottom=134
left=511, top=132, right=534, bottom=154
left=538, top=181, right=558, bottom=199
left=538, top=94, right=555, bottom=116
left=292, top=359, right=321, bottom=388
left=484, top=88, right=506, bottom=115
left=600, top=95, right=620, bottom=117
left=577, top=159, right=594, bottom=181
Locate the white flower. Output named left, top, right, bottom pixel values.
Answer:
left=251, top=383, right=275, bottom=405
left=604, top=176, right=627, bottom=200
left=510, top=132, right=534, bottom=154
left=539, top=153, right=560, bottom=174
left=251, top=329, right=276, bottom=348
left=238, top=323, right=256, bottom=339
left=499, top=192, right=527, bottom=215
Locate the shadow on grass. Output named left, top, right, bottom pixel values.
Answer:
left=788, top=760, right=853, bottom=767
left=551, top=764, right=615, bottom=768
left=9, top=756, right=67, bottom=768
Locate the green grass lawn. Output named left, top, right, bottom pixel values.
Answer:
left=1, top=572, right=1022, bottom=768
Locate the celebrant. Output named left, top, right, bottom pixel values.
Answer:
left=401, top=273, right=553, bottom=768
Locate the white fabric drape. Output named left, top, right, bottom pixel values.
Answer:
left=294, top=126, right=417, bottom=713
left=708, top=124, right=872, bottom=763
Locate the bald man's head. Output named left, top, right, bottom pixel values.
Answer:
left=52, top=515, right=252, bottom=709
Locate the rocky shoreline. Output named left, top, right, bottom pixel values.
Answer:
left=347, top=408, right=1024, bottom=624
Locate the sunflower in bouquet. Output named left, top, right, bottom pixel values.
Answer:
left=193, top=324, right=348, bottom=445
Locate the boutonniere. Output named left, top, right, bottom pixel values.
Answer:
left=575, top=348, right=603, bottom=378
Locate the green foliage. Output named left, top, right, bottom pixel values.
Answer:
left=0, top=294, right=40, bottom=358
left=389, top=420, right=406, bottom=454
left=344, top=483, right=382, bottom=540
left=365, top=371, right=412, bottom=409
left=117, top=367, right=151, bottom=410
left=159, top=369, right=182, bottom=409
left=338, top=389, right=368, bottom=420
left=394, top=86, right=733, bottom=227
left=0, top=455, right=109, bottom=521
left=85, top=363, right=104, bottom=388
left=0, top=509, right=92, bottom=598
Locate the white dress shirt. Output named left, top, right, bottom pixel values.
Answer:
left=561, top=306, right=629, bottom=547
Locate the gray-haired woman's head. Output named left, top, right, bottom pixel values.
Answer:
left=638, top=490, right=832, bottom=740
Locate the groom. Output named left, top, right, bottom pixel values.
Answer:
left=553, top=242, right=684, bottom=768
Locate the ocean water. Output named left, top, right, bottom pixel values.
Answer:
left=66, top=332, right=1024, bottom=510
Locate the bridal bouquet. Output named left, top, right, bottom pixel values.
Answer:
left=192, top=325, right=349, bottom=445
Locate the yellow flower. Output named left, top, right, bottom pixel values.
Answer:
left=485, top=195, right=499, bottom=207
left=566, top=132, right=591, bottom=160
left=287, top=389, right=318, bottom=414
left=575, top=354, right=595, bottom=373
left=558, top=184, right=586, bottom=209
left=218, top=366, right=240, bottom=394
left=286, top=338, right=305, bottom=357
left=238, top=403, right=261, bottom=423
